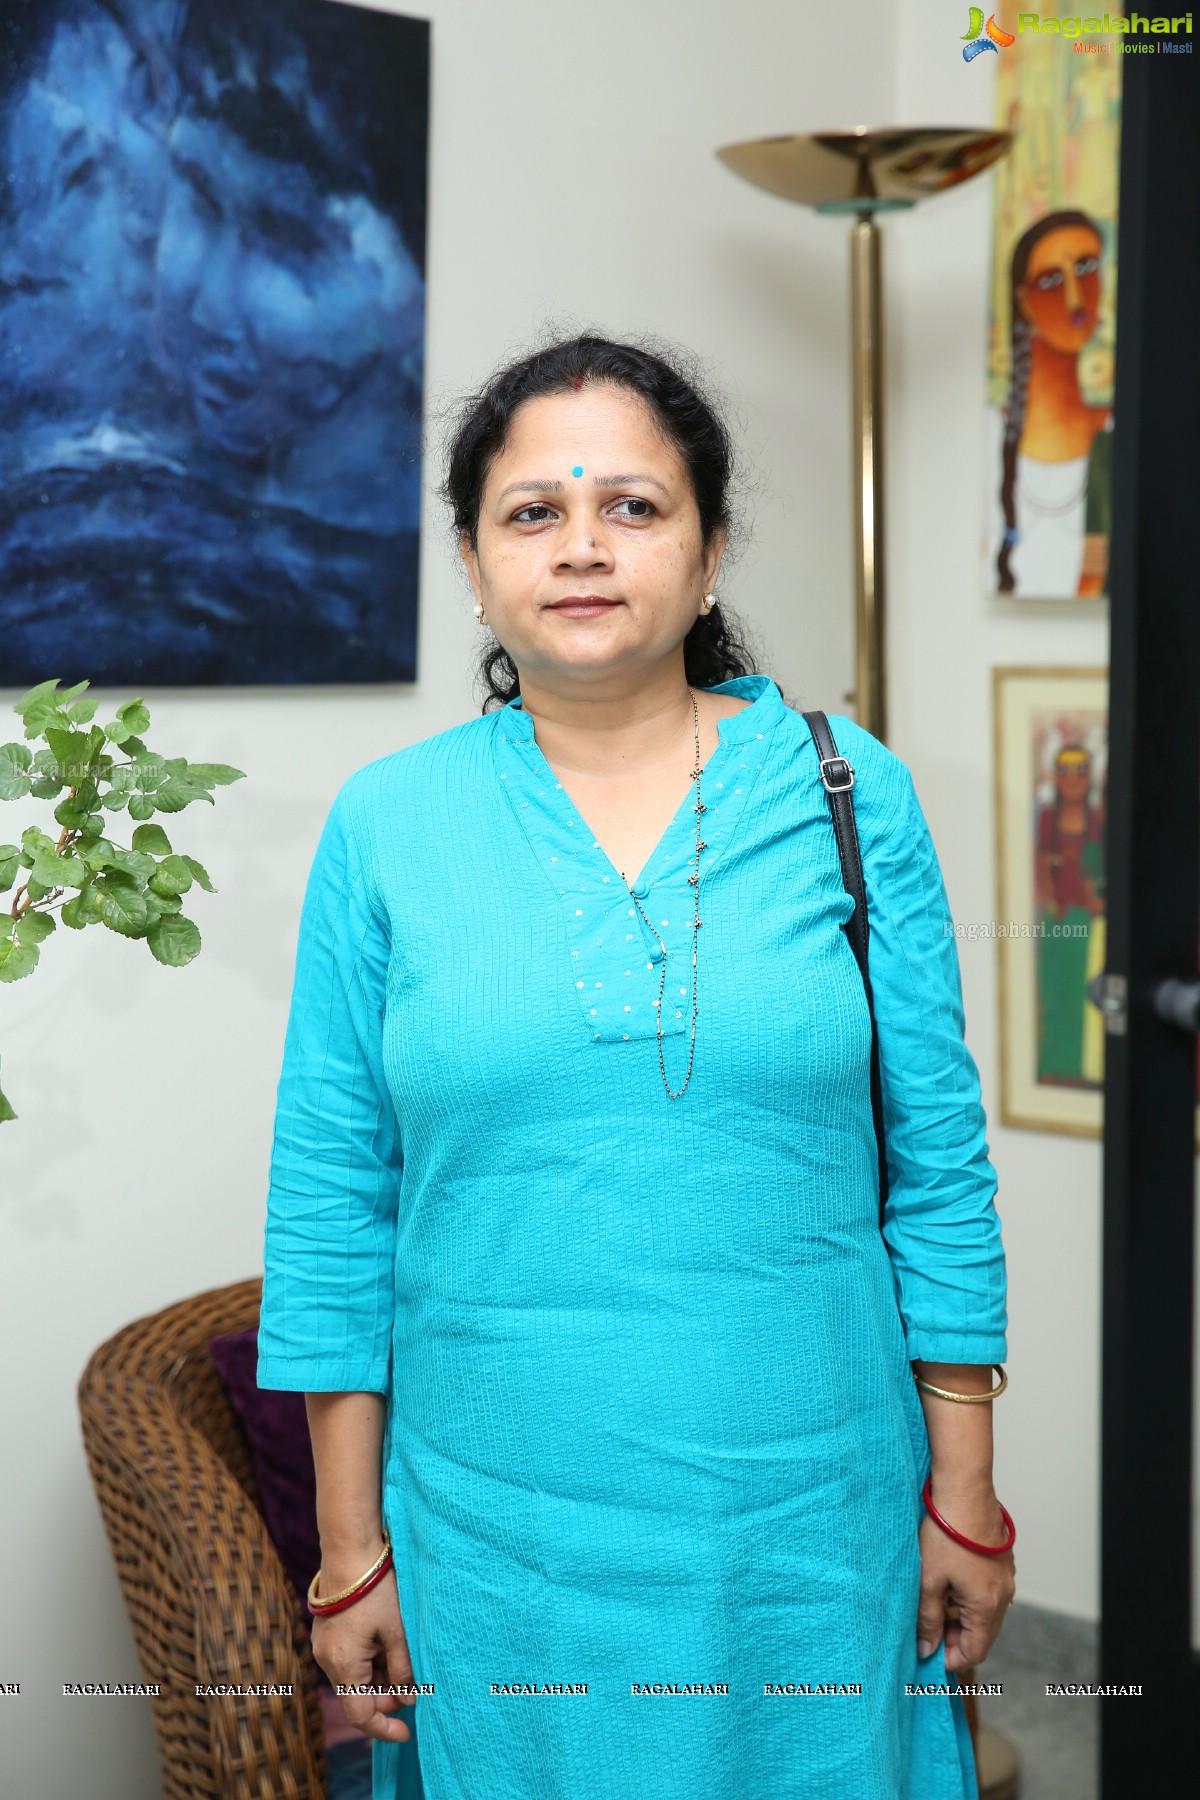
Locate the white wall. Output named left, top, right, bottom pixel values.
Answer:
left=1, top=2, right=1117, bottom=1793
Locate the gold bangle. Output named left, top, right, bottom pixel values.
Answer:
left=307, top=1528, right=392, bottom=1611
left=912, top=1364, right=1008, bottom=1403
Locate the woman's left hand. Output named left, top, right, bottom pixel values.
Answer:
left=916, top=1481, right=1016, bottom=1673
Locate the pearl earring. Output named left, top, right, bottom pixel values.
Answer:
left=474, top=601, right=486, bottom=623
left=700, top=593, right=716, bottom=615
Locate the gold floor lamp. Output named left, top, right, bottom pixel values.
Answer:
left=715, top=127, right=1013, bottom=745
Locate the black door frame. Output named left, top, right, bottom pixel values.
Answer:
left=1099, top=42, right=1200, bottom=1791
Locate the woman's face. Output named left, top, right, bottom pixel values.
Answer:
left=460, top=382, right=726, bottom=692
left=1055, top=753, right=1091, bottom=800
left=1017, top=225, right=1103, bottom=353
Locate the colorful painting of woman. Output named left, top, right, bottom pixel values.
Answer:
left=1034, top=741, right=1106, bottom=1085
left=982, top=9, right=1119, bottom=603
left=992, top=210, right=1113, bottom=600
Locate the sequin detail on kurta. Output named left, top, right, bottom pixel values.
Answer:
left=257, top=673, right=1007, bottom=1800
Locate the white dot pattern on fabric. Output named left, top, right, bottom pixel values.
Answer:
left=490, top=678, right=776, bottom=1044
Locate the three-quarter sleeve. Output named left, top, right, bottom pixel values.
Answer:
left=256, top=781, right=402, bottom=1395
left=861, top=762, right=1008, bottom=1367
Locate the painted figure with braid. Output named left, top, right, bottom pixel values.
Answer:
left=995, top=210, right=1112, bottom=597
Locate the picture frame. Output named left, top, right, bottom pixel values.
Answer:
left=993, top=665, right=1109, bottom=1135
left=0, top=0, right=430, bottom=689
left=982, top=2, right=1119, bottom=602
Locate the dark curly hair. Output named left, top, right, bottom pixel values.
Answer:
left=437, top=329, right=775, bottom=712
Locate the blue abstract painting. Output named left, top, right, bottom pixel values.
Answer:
left=0, top=0, right=429, bottom=686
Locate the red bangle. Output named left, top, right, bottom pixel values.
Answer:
left=307, top=1540, right=394, bottom=1616
left=922, top=1476, right=1016, bottom=1556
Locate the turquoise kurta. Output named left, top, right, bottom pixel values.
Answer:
left=257, top=672, right=1008, bottom=1800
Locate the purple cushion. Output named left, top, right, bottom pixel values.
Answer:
left=207, top=1326, right=329, bottom=1685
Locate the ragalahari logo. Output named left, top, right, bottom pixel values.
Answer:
left=962, top=9, right=1017, bottom=56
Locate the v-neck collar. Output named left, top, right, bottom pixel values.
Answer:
left=503, top=673, right=784, bottom=889
left=491, top=675, right=786, bottom=1045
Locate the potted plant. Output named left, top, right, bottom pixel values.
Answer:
left=0, top=677, right=244, bottom=1121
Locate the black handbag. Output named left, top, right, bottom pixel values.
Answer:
left=800, top=711, right=889, bottom=1230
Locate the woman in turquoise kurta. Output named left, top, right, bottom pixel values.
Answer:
left=257, top=335, right=1013, bottom=1800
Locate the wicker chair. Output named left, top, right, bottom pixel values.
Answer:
left=77, top=1277, right=328, bottom=1800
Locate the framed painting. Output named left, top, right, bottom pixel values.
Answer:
left=0, top=0, right=429, bottom=688
left=982, top=2, right=1120, bottom=601
left=994, top=665, right=1109, bottom=1134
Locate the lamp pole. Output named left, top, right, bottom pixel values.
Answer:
left=850, top=212, right=887, bottom=740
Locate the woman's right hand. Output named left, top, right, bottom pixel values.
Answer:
left=310, top=1564, right=416, bottom=1744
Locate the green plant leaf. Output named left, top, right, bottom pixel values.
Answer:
left=142, top=888, right=183, bottom=925
left=96, top=880, right=149, bottom=936
left=45, top=727, right=96, bottom=783
left=54, top=782, right=101, bottom=828
left=101, top=790, right=129, bottom=812
left=152, top=777, right=213, bottom=813
left=78, top=839, right=117, bottom=871
left=15, top=678, right=65, bottom=703
left=16, top=910, right=55, bottom=945
left=147, top=854, right=193, bottom=897
left=147, top=912, right=201, bottom=967
left=131, top=823, right=173, bottom=855
left=66, top=696, right=100, bottom=724
left=107, top=845, right=155, bottom=880
left=0, top=1081, right=15, bottom=1123
left=0, top=742, right=33, bottom=801
left=62, top=882, right=103, bottom=928
left=187, top=762, right=246, bottom=787
left=0, top=846, right=20, bottom=892
left=0, top=940, right=39, bottom=982
left=13, top=681, right=71, bottom=736
left=126, top=793, right=158, bottom=821
left=29, top=853, right=60, bottom=886
left=181, top=854, right=215, bottom=893
left=131, top=753, right=167, bottom=792
left=31, top=850, right=87, bottom=889
left=116, top=699, right=151, bottom=733
left=103, top=718, right=133, bottom=744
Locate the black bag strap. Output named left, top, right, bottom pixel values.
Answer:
left=800, top=711, right=889, bottom=1231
